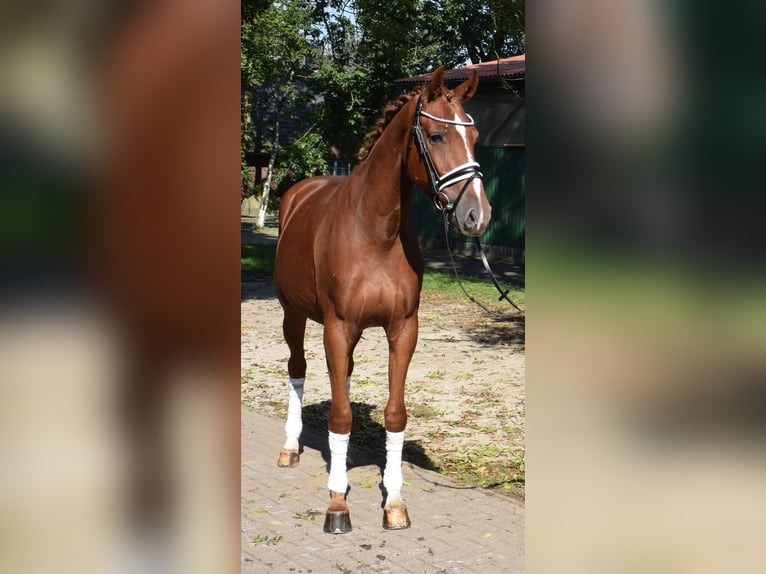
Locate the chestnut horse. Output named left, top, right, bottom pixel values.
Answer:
left=273, top=67, right=491, bottom=534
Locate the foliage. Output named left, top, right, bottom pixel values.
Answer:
left=272, top=131, right=329, bottom=185
left=241, top=0, right=270, bottom=22
left=248, top=534, right=284, bottom=546
left=456, top=0, right=525, bottom=63
left=310, top=0, right=472, bottom=158
left=241, top=0, right=324, bottom=190
left=422, top=267, right=525, bottom=307
left=241, top=244, right=276, bottom=276
left=241, top=0, right=525, bottom=198
left=309, top=62, right=370, bottom=159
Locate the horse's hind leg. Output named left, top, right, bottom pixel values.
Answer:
left=277, top=308, right=307, bottom=468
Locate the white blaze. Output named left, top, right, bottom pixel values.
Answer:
left=454, top=114, right=484, bottom=226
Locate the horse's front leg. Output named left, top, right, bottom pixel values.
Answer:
left=382, top=315, right=418, bottom=530
left=322, top=320, right=359, bottom=534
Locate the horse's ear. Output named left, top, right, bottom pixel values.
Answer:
left=426, top=66, right=445, bottom=101
left=454, top=70, right=479, bottom=103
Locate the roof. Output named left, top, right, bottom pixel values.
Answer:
left=394, top=55, right=525, bottom=88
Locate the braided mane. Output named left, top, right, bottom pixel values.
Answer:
left=357, top=87, right=425, bottom=163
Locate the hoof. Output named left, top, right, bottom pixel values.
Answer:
left=323, top=511, right=352, bottom=534
left=382, top=506, right=411, bottom=530
left=277, top=450, right=300, bottom=467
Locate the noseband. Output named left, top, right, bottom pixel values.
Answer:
left=406, top=95, right=483, bottom=213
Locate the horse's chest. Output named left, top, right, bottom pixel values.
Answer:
left=328, top=271, right=419, bottom=325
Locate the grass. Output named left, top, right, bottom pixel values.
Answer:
left=240, top=242, right=525, bottom=309
left=440, top=445, right=525, bottom=491
left=352, top=377, right=379, bottom=388
left=241, top=244, right=276, bottom=277
left=249, top=534, right=284, bottom=546
left=422, top=267, right=525, bottom=307
left=408, top=402, right=443, bottom=419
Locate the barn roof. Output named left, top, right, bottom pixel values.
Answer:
left=394, top=55, right=525, bottom=88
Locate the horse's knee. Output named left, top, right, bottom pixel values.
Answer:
left=328, top=402, right=352, bottom=434
left=384, top=403, right=407, bottom=432
left=287, top=356, right=307, bottom=379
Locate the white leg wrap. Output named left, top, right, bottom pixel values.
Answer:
left=283, top=377, right=304, bottom=451
left=383, top=430, right=405, bottom=496
left=327, top=431, right=350, bottom=494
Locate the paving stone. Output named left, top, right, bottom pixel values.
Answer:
left=242, top=407, right=524, bottom=573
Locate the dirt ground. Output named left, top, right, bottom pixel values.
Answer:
left=241, top=278, right=525, bottom=498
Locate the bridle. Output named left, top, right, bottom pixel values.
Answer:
left=405, top=95, right=484, bottom=213
left=405, top=94, right=523, bottom=316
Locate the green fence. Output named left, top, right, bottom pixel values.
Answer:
left=410, top=145, right=525, bottom=250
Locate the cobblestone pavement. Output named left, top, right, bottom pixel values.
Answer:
left=242, top=407, right=524, bottom=574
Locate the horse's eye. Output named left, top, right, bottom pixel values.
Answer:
left=428, top=132, right=445, bottom=144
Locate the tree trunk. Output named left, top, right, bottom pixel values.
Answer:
left=257, top=138, right=278, bottom=228
left=257, top=71, right=293, bottom=228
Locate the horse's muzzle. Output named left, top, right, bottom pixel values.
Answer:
left=454, top=204, right=491, bottom=237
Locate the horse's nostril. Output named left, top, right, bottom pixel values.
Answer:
left=467, top=209, right=478, bottom=227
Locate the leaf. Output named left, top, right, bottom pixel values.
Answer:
left=249, top=534, right=284, bottom=546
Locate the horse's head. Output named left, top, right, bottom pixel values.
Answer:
left=404, top=67, right=492, bottom=237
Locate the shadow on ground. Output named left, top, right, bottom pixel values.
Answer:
left=240, top=277, right=276, bottom=302
left=469, top=314, right=526, bottom=348
left=300, top=401, right=439, bottom=476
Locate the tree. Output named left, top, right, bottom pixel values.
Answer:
left=241, top=0, right=271, bottom=21
left=241, top=0, right=325, bottom=226
left=307, top=0, right=467, bottom=160
left=241, top=0, right=525, bottom=215
left=241, top=0, right=272, bottom=190
left=304, top=0, right=524, bottom=161
left=455, top=0, right=525, bottom=63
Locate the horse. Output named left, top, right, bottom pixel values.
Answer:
left=272, top=66, right=491, bottom=534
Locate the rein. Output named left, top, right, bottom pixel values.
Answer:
left=440, top=209, right=523, bottom=317
left=407, top=95, right=523, bottom=317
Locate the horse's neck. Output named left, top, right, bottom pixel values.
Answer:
left=348, top=157, right=411, bottom=243
left=349, top=118, right=413, bottom=242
